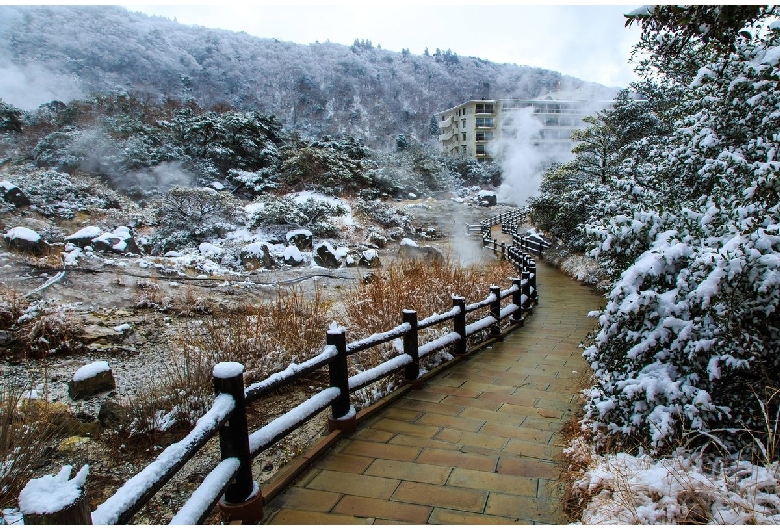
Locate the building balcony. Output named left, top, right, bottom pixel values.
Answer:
left=439, top=130, right=456, bottom=141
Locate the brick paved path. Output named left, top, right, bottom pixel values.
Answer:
left=262, top=259, right=603, bottom=524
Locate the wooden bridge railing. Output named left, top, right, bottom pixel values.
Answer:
left=22, top=210, right=542, bottom=525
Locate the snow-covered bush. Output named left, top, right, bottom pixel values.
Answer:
left=578, top=9, right=780, bottom=454
left=150, top=186, right=243, bottom=253
left=248, top=194, right=347, bottom=237
left=279, top=136, right=371, bottom=194
left=353, top=198, right=413, bottom=233
left=573, top=450, right=780, bottom=524
left=9, top=166, right=124, bottom=219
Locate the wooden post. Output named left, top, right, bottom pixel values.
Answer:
left=402, top=310, right=421, bottom=387
left=489, top=285, right=502, bottom=340
left=24, top=495, right=91, bottom=525
left=529, top=260, right=538, bottom=302
left=452, top=296, right=467, bottom=356
left=522, top=270, right=533, bottom=315
left=510, top=277, right=524, bottom=326
left=22, top=466, right=92, bottom=525
left=327, top=327, right=354, bottom=433
left=213, top=363, right=254, bottom=505
left=500, top=242, right=506, bottom=261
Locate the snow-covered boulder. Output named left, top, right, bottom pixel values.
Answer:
left=286, top=229, right=313, bottom=251
left=68, top=361, right=116, bottom=399
left=283, top=245, right=305, bottom=266
left=358, top=249, right=381, bottom=268
left=198, top=242, right=224, bottom=258
left=398, top=238, right=444, bottom=263
left=3, top=226, right=49, bottom=254
left=240, top=242, right=275, bottom=269
left=365, top=227, right=388, bottom=248
left=65, top=226, right=103, bottom=248
left=91, top=227, right=140, bottom=255
left=478, top=190, right=497, bottom=206
left=313, top=242, right=341, bottom=268
left=0, top=181, right=30, bottom=207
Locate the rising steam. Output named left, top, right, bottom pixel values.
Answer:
left=491, top=107, right=574, bottom=207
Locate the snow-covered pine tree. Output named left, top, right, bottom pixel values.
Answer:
left=577, top=6, right=780, bottom=454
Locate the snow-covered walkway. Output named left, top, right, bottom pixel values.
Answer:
left=261, top=259, right=602, bottom=524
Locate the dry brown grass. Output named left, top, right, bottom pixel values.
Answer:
left=0, top=285, right=25, bottom=330
left=0, top=380, right=74, bottom=508
left=188, top=286, right=333, bottom=383
left=342, top=256, right=517, bottom=374
left=122, top=286, right=334, bottom=437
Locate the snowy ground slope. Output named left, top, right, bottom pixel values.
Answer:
left=573, top=448, right=780, bottom=524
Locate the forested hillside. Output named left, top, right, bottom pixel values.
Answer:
left=0, top=5, right=598, bottom=149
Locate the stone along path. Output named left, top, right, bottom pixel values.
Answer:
left=262, top=259, right=603, bottom=524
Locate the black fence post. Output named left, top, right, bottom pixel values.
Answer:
left=500, top=242, right=506, bottom=261
left=452, top=296, right=467, bottom=356
left=522, top=270, right=533, bottom=315
left=327, top=327, right=354, bottom=433
left=529, top=260, right=538, bottom=303
left=510, top=277, right=524, bottom=326
left=402, top=309, right=420, bottom=384
left=213, top=363, right=254, bottom=505
left=489, top=285, right=503, bottom=341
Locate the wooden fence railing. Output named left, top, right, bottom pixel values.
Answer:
left=21, top=211, right=541, bottom=525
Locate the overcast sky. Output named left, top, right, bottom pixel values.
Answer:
left=120, top=3, right=644, bottom=88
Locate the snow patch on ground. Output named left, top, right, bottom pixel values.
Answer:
left=575, top=451, right=780, bottom=524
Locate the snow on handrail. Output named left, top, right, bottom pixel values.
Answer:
left=418, top=332, right=462, bottom=358
left=500, top=303, right=519, bottom=319
left=466, top=292, right=496, bottom=312
left=418, top=305, right=461, bottom=329
left=245, top=345, right=338, bottom=402
left=92, top=393, right=235, bottom=525
left=500, top=284, right=519, bottom=298
left=465, top=315, right=497, bottom=336
left=348, top=354, right=413, bottom=391
left=248, top=387, right=340, bottom=456
left=346, top=322, right=411, bottom=354
left=169, top=457, right=240, bottom=525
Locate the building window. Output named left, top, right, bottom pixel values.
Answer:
left=476, top=103, right=494, bottom=114
left=476, top=131, right=493, bottom=141
left=475, top=117, right=494, bottom=128
left=476, top=145, right=486, bottom=155
left=461, top=119, right=466, bottom=127
left=461, top=145, right=467, bottom=153
left=462, top=132, right=466, bottom=141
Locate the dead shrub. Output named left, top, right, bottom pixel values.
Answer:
left=188, top=286, right=332, bottom=384
left=134, top=279, right=171, bottom=311
left=0, top=288, right=85, bottom=359
left=0, top=285, right=25, bottom=329
left=117, top=346, right=220, bottom=439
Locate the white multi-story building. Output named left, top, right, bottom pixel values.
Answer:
left=436, top=92, right=614, bottom=162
